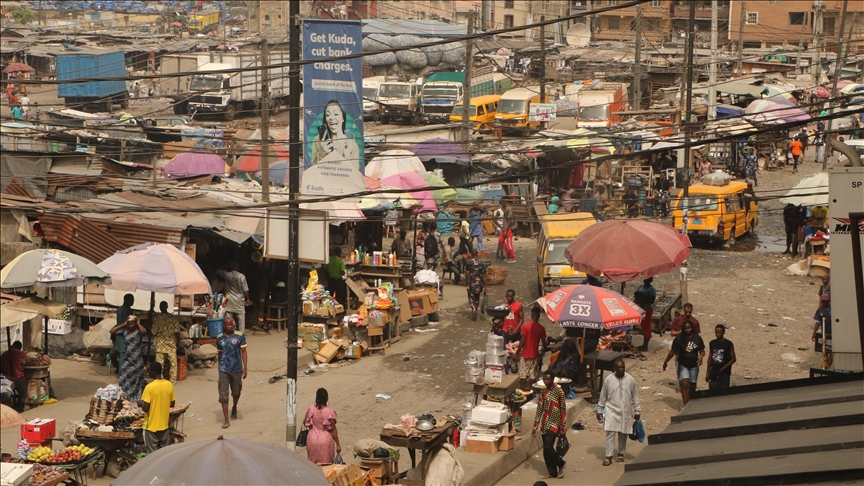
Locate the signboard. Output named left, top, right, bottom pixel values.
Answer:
left=529, top=103, right=556, bottom=122
left=302, top=19, right=364, bottom=171
left=265, top=209, right=329, bottom=263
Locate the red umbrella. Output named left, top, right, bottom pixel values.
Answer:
left=235, top=145, right=290, bottom=172
left=564, top=219, right=692, bottom=283
left=812, top=86, right=831, bottom=99
left=172, top=22, right=183, bottom=27
left=537, top=285, right=645, bottom=330
left=3, top=63, right=35, bottom=74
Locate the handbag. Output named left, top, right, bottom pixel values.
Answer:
left=555, top=434, right=570, bottom=457
left=629, top=422, right=638, bottom=441
left=296, top=426, right=308, bottom=447
left=333, top=452, right=344, bottom=464
left=629, top=419, right=645, bottom=443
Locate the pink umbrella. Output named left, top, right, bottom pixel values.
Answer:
left=2, top=63, right=35, bottom=74
left=564, top=219, right=692, bottom=283
left=164, top=152, right=228, bottom=178
left=380, top=172, right=437, bottom=212
left=98, top=243, right=211, bottom=295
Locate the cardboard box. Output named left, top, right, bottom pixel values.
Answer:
left=498, top=432, right=515, bottom=451
left=21, top=419, right=56, bottom=443
left=42, top=319, right=73, bottom=335
left=359, top=458, right=391, bottom=480
left=484, top=365, right=503, bottom=384
left=466, top=438, right=499, bottom=454
left=406, top=288, right=439, bottom=315
left=314, top=340, right=343, bottom=364
left=298, top=324, right=327, bottom=350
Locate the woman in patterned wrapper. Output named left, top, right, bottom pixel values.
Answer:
left=311, top=100, right=360, bottom=165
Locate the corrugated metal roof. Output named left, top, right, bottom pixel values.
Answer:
left=2, top=179, right=33, bottom=198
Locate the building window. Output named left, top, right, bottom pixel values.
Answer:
left=608, top=17, right=620, bottom=29
left=609, top=0, right=619, bottom=5
left=504, top=15, right=514, bottom=28
left=650, top=0, right=662, bottom=6
left=505, top=0, right=514, bottom=8
left=823, top=17, right=835, bottom=36
left=788, top=12, right=806, bottom=25
left=746, top=12, right=757, bottom=24
left=264, top=14, right=270, bottom=20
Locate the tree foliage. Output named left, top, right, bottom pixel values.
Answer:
left=10, top=6, right=36, bottom=25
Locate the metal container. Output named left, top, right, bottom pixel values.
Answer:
left=57, top=50, right=127, bottom=100
left=485, top=352, right=507, bottom=366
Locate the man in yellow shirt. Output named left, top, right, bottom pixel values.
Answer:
left=138, top=362, right=176, bottom=452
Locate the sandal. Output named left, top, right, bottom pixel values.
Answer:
left=616, top=454, right=625, bottom=462
left=602, top=458, right=612, bottom=466
left=221, top=423, right=230, bottom=429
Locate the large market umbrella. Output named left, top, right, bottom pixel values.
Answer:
left=1, top=404, right=26, bottom=429
left=760, top=85, right=797, bottom=105
left=564, top=219, right=692, bottom=283
left=98, top=243, right=210, bottom=296
left=0, top=249, right=111, bottom=290
left=744, top=99, right=778, bottom=114
left=410, top=138, right=471, bottom=165
left=257, top=159, right=290, bottom=185
left=453, top=187, right=485, bottom=204
left=537, top=285, right=645, bottom=330
left=840, top=83, right=864, bottom=95
left=236, top=145, right=290, bottom=172
left=759, top=104, right=810, bottom=123
left=2, top=63, right=35, bottom=74
left=164, top=152, right=229, bottom=179
left=780, top=172, right=829, bottom=206
left=301, top=201, right=366, bottom=222
left=109, top=436, right=328, bottom=486
left=419, top=171, right=458, bottom=205
left=380, top=172, right=438, bottom=212
left=364, top=150, right=426, bottom=180
left=1, top=297, right=67, bottom=369
left=99, top=243, right=211, bottom=357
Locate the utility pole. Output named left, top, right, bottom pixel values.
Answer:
left=707, top=0, right=718, bottom=120
left=680, top=0, right=696, bottom=304
left=285, top=0, right=301, bottom=452
left=461, top=9, right=474, bottom=142
left=481, top=0, right=491, bottom=32
left=827, top=0, right=849, bottom=173
left=260, top=39, right=271, bottom=203
left=633, top=6, right=642, bottom=111
left=813, top=0, right=824, bottom=84
left=736, top=1, right=746, bottom=75
left=539, top=15, right=546, bottom=130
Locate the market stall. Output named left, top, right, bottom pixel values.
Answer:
left=379, top=415, right=458, bottom=469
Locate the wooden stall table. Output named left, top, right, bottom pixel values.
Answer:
left=472, top=373, right=520, bottom=406
left=379, top=420, right=457, bottom=469
left=583, top=350, right=627, bottom=400
left=650, top=291, right=681, bottom=336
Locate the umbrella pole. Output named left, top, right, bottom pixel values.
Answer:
left=580, top=328, right=586, bottom=364
left=6, top=327, right=13, bottom=384
left=43, top=316, right=48, bottom=355
left=146, top=292, right=155, bottom=363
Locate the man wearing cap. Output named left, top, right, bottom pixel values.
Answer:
left=706, top=324, right=736, bottom=389
left=811, top=294, right=832, bottom=367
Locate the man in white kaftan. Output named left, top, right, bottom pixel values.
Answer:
left=597, top=358, right=642, bottom=465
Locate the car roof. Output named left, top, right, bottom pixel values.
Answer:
left=684, top=182, right=749, bottom=195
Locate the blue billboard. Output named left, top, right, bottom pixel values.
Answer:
left=302, top=19, right=364, bottom=171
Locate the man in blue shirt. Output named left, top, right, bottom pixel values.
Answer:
left=634, top=277, right=657, bottom=351
left=468, top=205, right=487, bottom=253
left=11, top=104, right=23, bottom=121
left=811, top=294, right=832, bottom=367
left=216, top=316, right=247, bottom=429
left=436, top=207, right=455, bottom=234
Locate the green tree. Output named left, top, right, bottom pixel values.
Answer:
left=10, top=6, right=36, bottom=25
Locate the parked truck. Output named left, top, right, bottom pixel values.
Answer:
left=56, top=50, right=128, bottom=112
left=188, top=10, right=221, bottom=33
left=420, top=72, right=511, bottom=122
left=377, top=79, right=421, bottom=125
left=159, top=54, right=198, bottom=96
left=575, top=80, right=630, bottom=129
left=181, top=52, right=291, bottom=121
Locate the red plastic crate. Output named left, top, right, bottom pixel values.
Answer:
left=21, top=418, right=56, bottom=443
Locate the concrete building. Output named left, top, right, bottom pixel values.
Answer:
left=251, top=1, right=379, bottom=37
left=728, top=0, right=864, bottom=51
left=592, top=0, right=672, bottom=44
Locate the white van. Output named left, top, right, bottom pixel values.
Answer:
left=362, top=76, right=387, bottom=121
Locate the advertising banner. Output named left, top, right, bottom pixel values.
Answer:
left=529, top=103, right=557, bottom=122
left=302, top=19, right=364, bottom=175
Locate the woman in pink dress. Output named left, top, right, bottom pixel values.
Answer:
left=305, top=388, right=341, bottom=464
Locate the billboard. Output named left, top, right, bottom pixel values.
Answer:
left=529, top=103, right=557, bottom=122
left=302, top=19, right=364, bottom=172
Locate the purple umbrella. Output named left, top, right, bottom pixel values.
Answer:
left=164, top=152, right=228, bottom=179
left=759, top=104, right=810, bottom=123
left=410, top=138, right=470, bottom=165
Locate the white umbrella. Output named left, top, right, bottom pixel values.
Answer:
left=781, top=173, right=830, bottom=206
left=364, top=150, right=425, bottom=180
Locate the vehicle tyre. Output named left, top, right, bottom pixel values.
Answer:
left=106, top=454, right=133, bottom=478
left=224, top=103, right=236, bottom=121
left=728, top=232, right=736, bottom=247
left=412, top=111, right=421, bottom=125
left=119, top=94, right=129, bottom=109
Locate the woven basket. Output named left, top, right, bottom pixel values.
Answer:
left=485, top=266, right=509, bottom=286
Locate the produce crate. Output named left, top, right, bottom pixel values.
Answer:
left=21, top=419, right=56, bottom=443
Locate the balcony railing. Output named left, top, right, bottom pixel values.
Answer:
left=594, top=28, right=668, bottom=43
left=603, top=5, right=669, bottom=17
left=672, top=5, right=729, bottom=19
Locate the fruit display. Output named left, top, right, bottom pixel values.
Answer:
left=50, top=307, right=73, bottom=321
left=41, top=445, right=95, bottom=464
left=29, top=464, right=68, bottom=486
left=22, top=354, right=52, bottom=367
left=26, top=446, right=53, bottom=462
